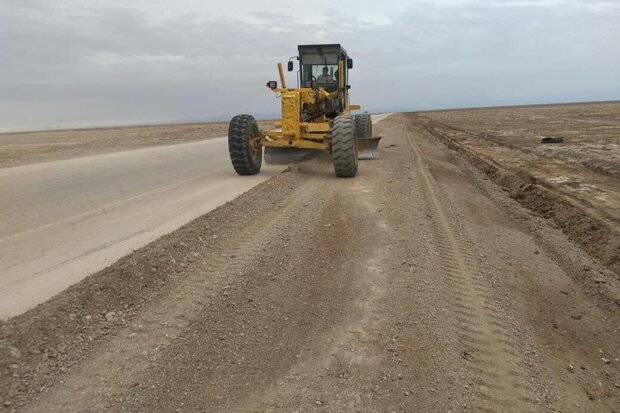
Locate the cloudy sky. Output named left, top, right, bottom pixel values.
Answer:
left=1, top=0, right=618, bottom=131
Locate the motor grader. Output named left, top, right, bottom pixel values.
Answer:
left=228, top=44, right=380, bottom=178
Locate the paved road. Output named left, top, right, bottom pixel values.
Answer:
left=0, top=114, right=390, bottom=319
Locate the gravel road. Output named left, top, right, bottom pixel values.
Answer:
left=1, top=114, right=618, bottom=411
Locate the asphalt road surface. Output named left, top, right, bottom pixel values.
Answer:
left=0, top=114, right=390, bottom=319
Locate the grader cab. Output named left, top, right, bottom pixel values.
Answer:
left=228, top=44, right=380, bottom=178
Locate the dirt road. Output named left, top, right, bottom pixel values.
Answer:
left=1, top=114, right=619, bottom=411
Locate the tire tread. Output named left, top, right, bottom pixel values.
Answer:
left=354, top=113, right=372, bottom=139
left=228, top=114, right=262, bottom=175
left=332, top=115, right=358, bottom=178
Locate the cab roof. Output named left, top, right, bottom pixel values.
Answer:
left=297, top=44, right=349, bottom=57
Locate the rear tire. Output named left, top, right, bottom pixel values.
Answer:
left=332, top=115, right=358, bottom=178
left=354, top=113, right=373, bottom=139
left=228, top=115, right=262, bottom=175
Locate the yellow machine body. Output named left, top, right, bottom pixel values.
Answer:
left=227, top=43, right=377, bottom=178
left=261, top=56, right=360, bottom=152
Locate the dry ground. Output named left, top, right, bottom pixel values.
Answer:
left=423, top=102, right=620, bottom=177
left=419, top=102, right=620, bottom=277
left=1, top=111, right=619, bottom=412
left=0, top=120, right=274, bottom=169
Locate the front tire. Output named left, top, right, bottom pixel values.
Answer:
left=228, top=115, right=262, bottom=175
left=332, top=115, right=358, bottom=178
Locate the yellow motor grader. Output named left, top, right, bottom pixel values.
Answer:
left=228, top=44, right=380, bottom=178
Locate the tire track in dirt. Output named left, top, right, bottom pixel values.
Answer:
left=237, top=176, right=394, bottom=412
left=25, top=174, right=329, bottom=412
left=398, top=117, right=536, bottom=411
left=415, top=115, right=620, bottom=279
left=117, top=164, right=378, bottom=412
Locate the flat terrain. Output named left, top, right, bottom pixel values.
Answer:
left=424, top=102, right=620, bottom=177
left=418, top=102, right=620, bottom=277
left=1, top=109, right=619, bottom=411
left=0, top=121, right=274, bottom=169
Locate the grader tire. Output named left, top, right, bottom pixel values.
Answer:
left=354, top=113, right=372, bottom=139
left=228, top=114, right=262, bottom=175
left=332, top=115, right=358, bottom=178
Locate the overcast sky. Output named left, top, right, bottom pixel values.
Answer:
left=1, top=0, right=619, bottom=131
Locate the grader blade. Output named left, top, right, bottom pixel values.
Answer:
left=357, top=136, right=381, bottom=160
left=264, top=147, right=313, bottom=165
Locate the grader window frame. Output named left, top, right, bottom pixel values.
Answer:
left=302, top=64, right=339, bottom=90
